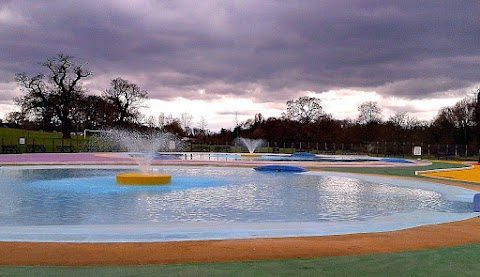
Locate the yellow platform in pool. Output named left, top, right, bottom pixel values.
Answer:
left=240, top=153, right=262, bottom=157
left=116, top=173, right=171, bottom=185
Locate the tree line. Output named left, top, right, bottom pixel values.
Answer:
left=216, top=94, right=480, bottom=151
left=6, top=54, right=149, bottom=138
left=4, top=54, right=480, bottom=152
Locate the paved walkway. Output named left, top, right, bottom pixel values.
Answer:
left=0, top=153, right=131, bottom=164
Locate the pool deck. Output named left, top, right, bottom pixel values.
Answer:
left=0, top=153, right=479, bottom=266
left=0, top=152, right=432, bottom=168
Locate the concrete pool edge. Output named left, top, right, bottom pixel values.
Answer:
left=1, top=212, right=477, bottom=243
left=1, top=216, right=480, bottom=266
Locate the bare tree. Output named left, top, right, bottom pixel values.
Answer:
left=388, top=111, right=410, bottom=128
left=198, top=116, right=208, bottom=131
left=145, top=115, right=157, bottom=128
left=452, top=97, right=475, bottom=128
left=103, top=77, right=148, bottom=127
left=285, top=96, right=324, bottom=123
left=474, top=89, right=480, bottom=149
left=357, top=101, right=382, bottom=124
left=180, top=112, right=193, bottom=132
left=451, top=97, right=475, bottom=144
left=15, top=54, right=92, bottom=138
left=158, top=112, right=166, bottom=130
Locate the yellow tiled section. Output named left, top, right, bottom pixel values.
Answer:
left=421, top=164, right=480, bottom=183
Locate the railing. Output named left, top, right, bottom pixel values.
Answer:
left=1, top=137, right=479, bottom=160
left=189, top=141, right=479, bottom=160
left=0, top=137, right=88, bottom=153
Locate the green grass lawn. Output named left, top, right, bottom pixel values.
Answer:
left=2, top=244, right=480, bottom=276
left=317, top=161, right=470, bottom=178
left=0, top=127, right=70, bottom=141
left=0, top=127, right=86, bottom=152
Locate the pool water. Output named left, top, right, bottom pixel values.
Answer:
left=155, top=152, right=382, bottom=162
left=0, top=166, right=476, bottom=242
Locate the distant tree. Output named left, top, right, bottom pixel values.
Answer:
left=15, top=54, right=92, bottom=138
left=4, top=111, right=26, bottom=127
left=195, top=116, right=209, bottom=141
left=473, top=89, right=480, bottom=148
left=144, top=115, right=157, bottom=129
left=81, top=95, right=116, bottom=129
left=164, top=119, right=185, bottom=136
left=254, top=113, right=264, bottom=124
left=157, top=113, right=179, bottom=131
left=431, top=95, right=477, bottom=145
left=285, top=96, right=324, bottom=123
left=103, top=77, right=148, bottom=127
left=388, top=111, right=410, bottom=128
left=158, top=113, right=166, bottom=130
left=432, top=106, right=456, bottom=143
left=357, top=101, right=382, bottom=125
left=445, top=96, right=475, bottom=144
left=180, top=112, right=193, bottom=132
left=198, top=116, right=208, bottom=131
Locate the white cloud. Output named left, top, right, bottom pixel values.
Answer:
left=140, top=96, right=283, bottom=131
left=0, top=6, right=29, bottom=26
left=308, top=89, right=381, bottom=120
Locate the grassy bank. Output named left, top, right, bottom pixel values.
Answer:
left=0, top=127, right=86, bottom=153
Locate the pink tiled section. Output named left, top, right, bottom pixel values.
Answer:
left=0, top=153, right=430, bottom=168
left=0, top=153, right=132, bottom=165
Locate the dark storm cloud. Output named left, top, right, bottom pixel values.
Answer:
left=1, top=0, right=479, bottom=104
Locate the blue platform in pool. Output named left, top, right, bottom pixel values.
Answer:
left=254, top=165, right=308, bottom=172
left=379, top=158, right=414, bottom=164
left=290, top=152, right=317, bottom=158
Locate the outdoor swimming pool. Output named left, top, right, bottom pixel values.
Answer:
left=0, top=166, right=477, bottom=242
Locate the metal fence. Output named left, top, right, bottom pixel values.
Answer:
left=1, top=137, right=479, bottom=160
left=1, top=137, right=87, bottom=153
left=190, top=141, right=478, bottom=160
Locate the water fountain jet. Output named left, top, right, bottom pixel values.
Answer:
left=91, top=129, right=183, bottom=185
left=236, top=137, right=266, bottom=157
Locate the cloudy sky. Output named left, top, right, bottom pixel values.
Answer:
left=1, top=0, right=479, bottom=130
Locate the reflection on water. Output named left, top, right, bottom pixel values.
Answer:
left=0, top=167, right=472, bottom=226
